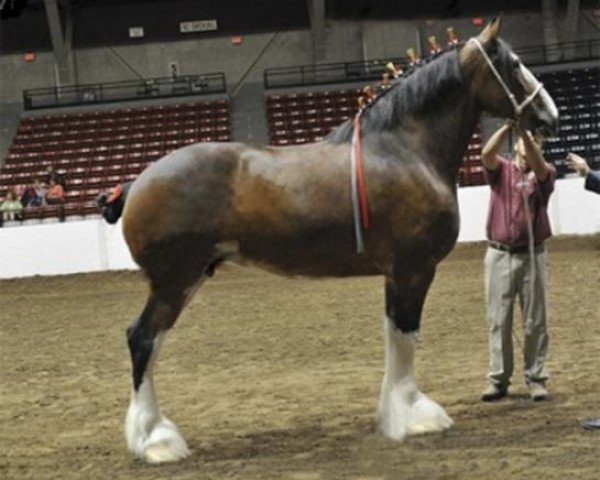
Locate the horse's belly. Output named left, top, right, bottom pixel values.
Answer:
left=234, top=234, right=382, bottom=278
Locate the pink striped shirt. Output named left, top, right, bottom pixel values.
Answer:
left=485, top=157, right=556, bottom=247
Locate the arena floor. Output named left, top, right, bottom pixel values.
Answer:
left=1, top=236, right=599, bottom=480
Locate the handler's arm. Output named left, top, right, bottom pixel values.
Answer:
left=481, top=123, right=512, bottom=171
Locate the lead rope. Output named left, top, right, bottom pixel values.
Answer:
left=508, top=138, right=536, bottom=357
left=350, top=113, right=370, bottom=254
left=519, top=164, right=537, bottom=336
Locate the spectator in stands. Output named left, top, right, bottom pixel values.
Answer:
left=479, top=121, right=556, bottom=403
left=567, top=153, right=600, bottom=194
left=0, top=190, right=24, bottom=226
left=20, top=181, right=35, bottom=207
left=46, top=165, right=66, bottom=188
left=20, top=178, right=45, bottom=207
left=45, top=179, right=65, bottom=205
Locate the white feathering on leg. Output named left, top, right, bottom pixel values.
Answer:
left=378, top=317, right=453, bottom=440
left=125, top=333, right=190, bottom=463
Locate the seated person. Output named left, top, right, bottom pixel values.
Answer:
left=20, top=178, right=45, bottom=207
left=45, top=179, right=65, bottom=205
left=46, top=165, right=67, bottom=188
left=0, top=190, right=24, bottom=224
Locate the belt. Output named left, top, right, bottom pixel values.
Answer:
left=488, top=241, right=545, bottom=254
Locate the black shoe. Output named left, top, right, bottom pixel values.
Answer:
left=481, top=384, right=508, bottom=402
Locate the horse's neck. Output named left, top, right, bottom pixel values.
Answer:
left=395, top=93, right=480, bottom=185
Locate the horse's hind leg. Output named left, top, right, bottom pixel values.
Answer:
left=378, top=265, right=453, bottom=441
left=124, top=281, right=201, bottom=463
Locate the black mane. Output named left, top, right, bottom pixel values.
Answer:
left=326, top=44, right=466, bottom=144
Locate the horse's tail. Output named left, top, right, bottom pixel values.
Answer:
left=97, top=182, right=133, bottom=224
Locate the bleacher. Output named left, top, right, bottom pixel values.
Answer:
left=539, top=67, right=600, bottom=176
left=0, top=99, right=230, bottom=221
left=267, top=89, right=360, bottom=145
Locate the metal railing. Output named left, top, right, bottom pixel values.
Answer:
left=516, top=38, right=600, bottom=66
left=23, top=72, right=227, bottom=110
left=264, top=38, right=600, bottom=90
left=264, top=57, right=410, bottom=89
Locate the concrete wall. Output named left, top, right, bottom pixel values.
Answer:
left=0, top=30, right=315, bottom=104
left=75, top=30, right=315, bottom=89
left=0, top=102, right=22, bottom=166
left=0, top=51, right=56, bottom=104
left=0, top=177, right=598, bottom=279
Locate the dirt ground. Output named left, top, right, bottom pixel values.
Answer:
left=1, top=236, right=599, bottom=480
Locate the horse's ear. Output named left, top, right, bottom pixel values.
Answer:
left=479, top=16, right=502, bottom=44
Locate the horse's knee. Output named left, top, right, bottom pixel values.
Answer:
left=385, top=268, right=435, bottom=333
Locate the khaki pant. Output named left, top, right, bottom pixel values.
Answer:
left=484, top=246, right=549, bottom=387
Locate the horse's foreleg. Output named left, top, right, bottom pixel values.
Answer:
left=378, top=267, right=453, bottom=440
left=125, top=283, right=201, bottom=463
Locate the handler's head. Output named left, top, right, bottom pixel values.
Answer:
left=514, top=131, right=545, bottom=171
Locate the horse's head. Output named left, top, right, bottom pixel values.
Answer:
left=460, top=17, right=558, bottom=136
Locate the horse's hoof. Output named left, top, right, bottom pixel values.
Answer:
left=406, top=393, right=453, bottom=435
left=143, top=421, right=190, bottom=464
left=378, top=391, right=453, bottom=440
left=125, top=404, right=190, bottom=464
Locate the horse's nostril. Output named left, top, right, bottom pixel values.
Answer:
left=532, top=113, right=558, bottom=137
left=537, top=119, right=558, bottom=138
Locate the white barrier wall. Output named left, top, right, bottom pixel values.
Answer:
left=0, top=177, right=598, bottom=279
left=456, top=178, right=600, bottom=242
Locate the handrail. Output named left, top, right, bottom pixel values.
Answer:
left=264, top=38, right=600, bottom=89
left=23, top=72, right=227, bottom=110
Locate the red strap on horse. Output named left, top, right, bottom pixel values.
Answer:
left=353, top=115, right=370, bottom=229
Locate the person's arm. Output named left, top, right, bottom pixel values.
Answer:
left=516, top=127, right=551, bottom=182
left=481, top=122, right=512, bottom=171
left=584, top=170, right=600, bottom=195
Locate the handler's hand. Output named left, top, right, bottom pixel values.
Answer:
left=567, top=153, right=590, bottom=177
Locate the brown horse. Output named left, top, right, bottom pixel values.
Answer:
left=115, top=19, right=558, bottom=463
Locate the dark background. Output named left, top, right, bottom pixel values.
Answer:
left=1, top=0, right=598, bottom=53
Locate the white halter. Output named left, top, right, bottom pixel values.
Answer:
left=469, top=37, right=544, bottom=119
